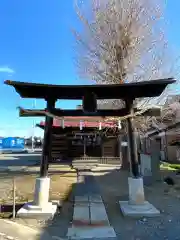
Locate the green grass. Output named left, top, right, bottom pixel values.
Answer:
left=160, top=162, right=180, bottom=171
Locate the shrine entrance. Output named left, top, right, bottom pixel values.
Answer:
left=5, top=78, right=175, bottom=224
left=71, top=132, right=101, bottom=157
left=36, top=118, right=120, bottom=161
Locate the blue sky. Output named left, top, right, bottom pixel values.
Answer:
left=0, top=0, right=179, bottom=137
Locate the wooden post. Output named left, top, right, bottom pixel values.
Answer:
left=40, top=98, right=56, bottom=178
left=12, top=177, right=16, bottom=219
left=125, top=99, right=140, bottom=178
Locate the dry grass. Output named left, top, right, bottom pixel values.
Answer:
left=0, top=171, right=77, bottom=205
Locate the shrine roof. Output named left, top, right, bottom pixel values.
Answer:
left=5, top=78, right=175, bottom=100
left=38, top=118, right=116, bottom=128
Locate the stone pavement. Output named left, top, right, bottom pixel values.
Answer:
left=67, top=170, right=116, bottom=239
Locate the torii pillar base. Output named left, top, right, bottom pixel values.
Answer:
left=17, top=177, right=57, bottom=219
left=119, top=177, right=160, bottom=217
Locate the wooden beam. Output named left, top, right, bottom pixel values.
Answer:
left=5, top=78, right=175, bottom=99
left=50, top=108, right=130, bottom=117
left=19, top=108, right=46, bottom=117
left=19, top=107, right=161, bottom=118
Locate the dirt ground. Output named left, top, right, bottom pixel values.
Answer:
left=0, top=166, right=77, bottom=211
left=2, top=165, right=180, bottom=239
left=94, top=168, right=180, bottom=240
left=0, top=172, right=76, bottom=205
left=0, top=168, right=76, bottom=239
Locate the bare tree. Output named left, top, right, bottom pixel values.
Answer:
left=73, top=0, right=179, bottom=122
left=73, top=0, right=178, bottom=106
left=72, top=0, right=179, bottom=168
left=74, top=1, right=172, bottom=78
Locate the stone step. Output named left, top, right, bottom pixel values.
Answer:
left=73, top=205, right=90, bottom=226
left=72, top=163, right=98, bottom=166
left=72, top=163, right=99, bottom=166
left=89, top=195, right=103, bottom=203
left=75, top=196, right=89, bottom=203
left=67, top=226, right=116, bottom=239
left=90, top=203, right=109, bottom=226
left=73, top=167, right=97, bottom=171
left=72, top=196, right=110, bottom=226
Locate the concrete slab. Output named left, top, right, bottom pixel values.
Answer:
left=77, top=175, right=85, bottom=183
left=74, top=202, right=90, bottom=207
left=91, top=165, right=120, bottom=172
left=73, top=205, right=90, bottom=225
left=16, top=202, right=57, bottom=219
left=90, top=203, right=109, bottom=226
left=89, top=195, right=103, bottom=203
left=119, top=201, right=160, bottom=217
left=75, top=196, right=89, bottom=203
left=67, top=226, right=116, bottom=239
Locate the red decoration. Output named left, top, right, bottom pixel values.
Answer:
left=40, top=117, right=116, bottom=128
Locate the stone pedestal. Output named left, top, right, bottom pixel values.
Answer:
left=140, top=142, right=161, bottom=185
left=17, top=177, right=57, bottom=218
left=128, top=177, right=145, bottom=204
left=140, top=154, right=153, bottom=185
left=151, top=142, right=161, bottom=182
left=119, top=177, right=160, bottom=217
left=160, top=151, right=165, bottom=161
left=34, top=177, right=50, bottom=207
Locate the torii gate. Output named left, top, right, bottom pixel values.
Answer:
left=5, top=78, right=175, bottom=218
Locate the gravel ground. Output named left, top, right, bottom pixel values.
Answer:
left=1, top=162, right=180, bottom=240
left=94, top=168, right=180, bottom=240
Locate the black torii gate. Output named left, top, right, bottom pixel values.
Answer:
left=5, top=78, right=175, bottom=179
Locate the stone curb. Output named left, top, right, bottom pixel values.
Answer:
left=0, top=220, right=66, bottom=240
left=0, top=232, right=17, bottom=239
left=0, top=219, right=43, bottom=240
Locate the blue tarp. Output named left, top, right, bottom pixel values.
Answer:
left=0, top=138, right=3, bottom=149
left=2, top=137, right=25, bottom=149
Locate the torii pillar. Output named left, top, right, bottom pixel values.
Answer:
left=18, top=98, right=57, bottom=218
left=119, top=99, right=160, bottom=217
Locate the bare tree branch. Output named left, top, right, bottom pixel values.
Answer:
left=73, top=0, right=179, bottom=134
